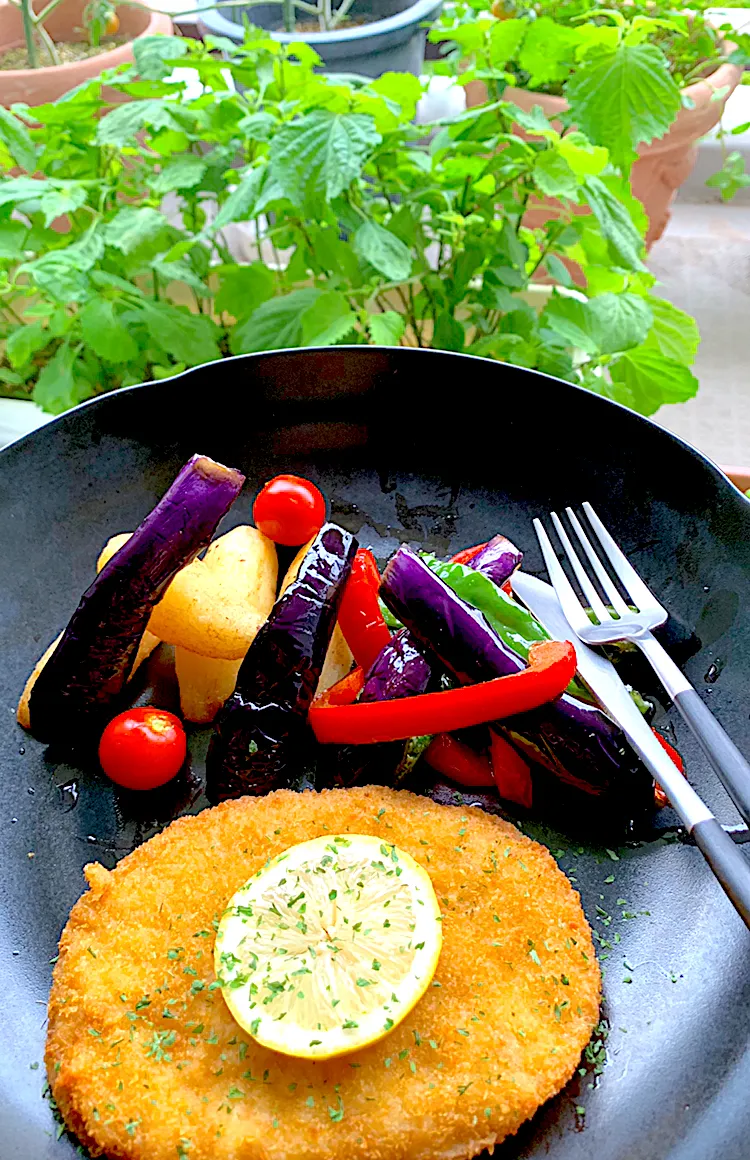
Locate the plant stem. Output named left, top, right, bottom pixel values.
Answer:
left=282, top=0, right=295, bottom=33
left=21, top=0, right=38, bottom=68
left=34, top=0, right=70, bottom=28
left=329, top=0, right=357, bottom=30
left=36, top=21, right=60, bottom=66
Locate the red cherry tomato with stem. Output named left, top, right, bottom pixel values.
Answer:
left=252, top=474, right=326, bottom=546
left=99, top=708, right=187, bottom=790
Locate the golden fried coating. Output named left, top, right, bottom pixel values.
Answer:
left=46, top=787, right=600, bottom=1160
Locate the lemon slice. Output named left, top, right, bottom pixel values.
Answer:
left=215, top=833, right=442, bottom=1059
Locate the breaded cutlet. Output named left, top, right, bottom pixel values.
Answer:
left=47, top=785, right=600, bottom=1160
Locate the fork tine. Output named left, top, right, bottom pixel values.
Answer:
left=565, top=507, right=631, bottom=617
left=550, top=511, right=611, bottom=624
left=532, top=517, right=601, bottom=635
left=582, top=502, right=663, bottom=613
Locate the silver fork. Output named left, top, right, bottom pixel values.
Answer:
left=534, top=501, right=750, bottom=829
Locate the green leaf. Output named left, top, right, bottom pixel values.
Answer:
left=28, top=96, right=104, bottom=126
left=0, top=176, right=50, bottom=209
left=544, top=253, right=574, bottom=288
left=433, top=311, right=465, bottom=352
left=152, top=257, right=209, bottom=296
left=229, top=288, right=322, bottom=355
left=132, top=35, right=189, bottom=81
left=96, top=99, right=196, bottom=147
left=38, top=183, right=88, bottom=228
left=6, top=321, right=49, bottom=369
left=546, top=291, right=653, bottom=355
left=0, top=219, right=28, bottom=260
left=33, top=345, right=92, bottom=414
left=103, top=207, right=166, bottom=254
left=214, top=262, right=276, bottom=318
left=300, top=291, right=357, bottom=346
left=583, top=177, right=646, bottom=272
left=23, top=232, right=103, bottom=303
left=641, top=297, right=699, bottom=366
left=210, top=168, right=265, bottom=233
left=354, top=220, right=412, bottom=282
left=367, top=311, right=405, bottom=346
left=586, top=292, right=653, bottom=354
left=609, top=348, right=698, bottom=415
left=79, top=299, right=139, bottom=363
left=269, top=110, right=381, bottom=205
left=238, top=111, right=277, bottom=142
left=488, top=18, right=527, bottom=68
left=565, top=43, right=681, bottom=171
left=90, top=269, right=145, bottom=296
left=368, top=72, right=422, bottom=120
left=149, top=154, right=207, bottom=195
left=705, top=151, right=750, bottom=201
left=598, top=172, right=649, bottom=240
left=0, top=106, right=36, bottom=171
left=557, top=132, right=609, bottom=178
left=517, top=18, right=579, bottom=88
left=510, top=103, right=555, bottom=138
left=533, top=150, right=579, bottom=199
left=137, top=302, right=221, bottom=366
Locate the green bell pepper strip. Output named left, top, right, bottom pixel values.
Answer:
left=421, top=554, right=593, bottom=703
left=422, top=554, right=654, bottom=718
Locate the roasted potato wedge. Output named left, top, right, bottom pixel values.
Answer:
left=174, top=648, right=243, bottom=725
left=98, top=525, right=278, bottom=659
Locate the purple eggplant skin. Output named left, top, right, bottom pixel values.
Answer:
left=381, top=546, right=654, bottom=825
left=468, top=535, right=523, bottom=586
left=29, top=455, right=244, bottom=746
left=360, top=628, right=432, bottom=705
left=331, top=537, right=518, bottom=790
left=207, top=523, right=357, bottom=801
left=330, top=629, right=431, bottom=788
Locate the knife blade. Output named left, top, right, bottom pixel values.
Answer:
left=511, top=571, right=712, bottom=829
left=511, top=570, right=750, bottom=929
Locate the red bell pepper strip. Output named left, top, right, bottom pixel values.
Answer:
left=309, top=639, right=576, bottom=745
left=652, top=729, right=685, bottom=808
left=450, top=542, right=489, bottom=566
left=315, top=666, right=365, bottom=708
left=337, top=549, right=392, bottom=671
left=424, top=733, right=495, bottom=787
left=489, top=729, right=533, bottom=809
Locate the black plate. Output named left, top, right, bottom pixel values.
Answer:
left=3, top=348, right=750, bottom=1160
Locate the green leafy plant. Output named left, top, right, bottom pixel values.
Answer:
left=430, top=0, right=750, bottom=178
left=0, top=31, right=698, bottom=415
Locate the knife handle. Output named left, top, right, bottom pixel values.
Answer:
left=691, top=818, right=750, bottom=931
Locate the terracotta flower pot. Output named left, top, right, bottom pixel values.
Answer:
left=723, top=466, right=750, bottom=494
left=465, top=54, right=742, bottom=247
left=0, top=0, right=173, bottom=107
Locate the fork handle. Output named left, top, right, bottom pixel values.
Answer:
left=691, top=818, right=750, bottom=929
left=674, top=689, right=750, bottom=827
left=638, top=632, right=750, bottom=828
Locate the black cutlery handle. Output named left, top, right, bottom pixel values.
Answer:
left=692, top=818, right=750, bottom=930
left=675, top=689, right=750, bottom=827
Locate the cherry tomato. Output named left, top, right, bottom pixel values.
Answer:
left=104, top=10, right=119, bottom=33
left=252, top=474, right=326, bottom=546
left=99, top=708, right=186, bottom=791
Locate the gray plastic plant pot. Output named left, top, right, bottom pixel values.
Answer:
left=197, top=0, right=443, bottom=77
